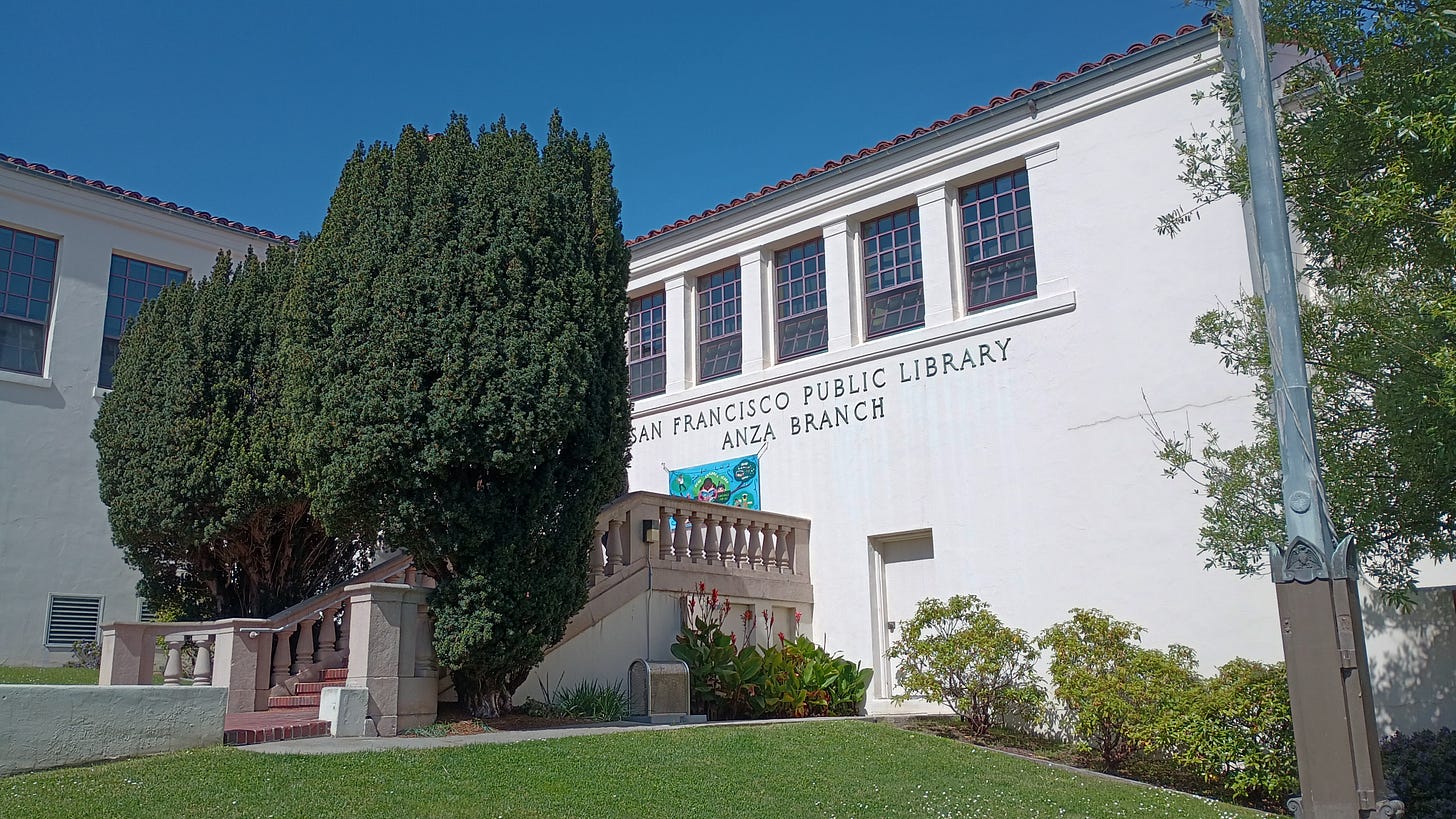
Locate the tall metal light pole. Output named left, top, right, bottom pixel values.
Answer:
left=1226, top=2, right=1403, bottom=816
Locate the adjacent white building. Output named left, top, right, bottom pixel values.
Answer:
left=1, top=20, right=1449, bottom=730
left=0, top=154, right=284, bottom=665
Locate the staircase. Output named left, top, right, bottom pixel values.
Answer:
left=99, top=491, right=816, bottom=742
left=223, top=668, right=348, bottom=745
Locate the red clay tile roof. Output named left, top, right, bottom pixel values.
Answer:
left=0, top=152, right=291, bottom=242
left=627, top=22, right=1207, bottom=247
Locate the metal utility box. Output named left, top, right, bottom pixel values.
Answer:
left=628, top=658, right=703, bottom=724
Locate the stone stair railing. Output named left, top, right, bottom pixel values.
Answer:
left=590, top=491, right=812, bottom=585
left=99, top=551, right=420, bottom=714
left=99, top=492, right=813, bottom=730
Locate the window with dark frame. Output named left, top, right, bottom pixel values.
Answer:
left=961, top=169, right=1036, bottom=311
left=627, top=291, right=667, bottom=399
left=774, top=238, right=828, bottom=361
left=862, top=206, right=924, bottom=338
left=697, top=266, right=742, bottom=382
left=98, top=255, right=187, bottom=389
left=0, top=225, right=58, bottom=376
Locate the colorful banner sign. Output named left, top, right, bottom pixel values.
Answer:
left=668, top=455, right=760, bottom=510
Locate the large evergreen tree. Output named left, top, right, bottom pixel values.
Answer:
left=1156, top=2, right=1456, bottom=594
left=94, top=248, right=367, bottom=618
left=286, top=114, right=631, bottom=715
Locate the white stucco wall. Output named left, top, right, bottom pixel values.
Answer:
left=622, top=30, right=1285, bottom=708
left=0, top=168, right=280, bottom=665
left=1363, top=583, right=1456, bottom=735
left=0, top=684, right=226, bottom=775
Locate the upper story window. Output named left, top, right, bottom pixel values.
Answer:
left=99, top=255, right=187, bottom=389
left=774, top=238, right=828, bottom=362
left=697, top=266, right=741, bottom=382
left=627, top=291, right=667, bottom=399
left=961, top=169, right=1035, bottom=311
left=862, top=206, right=923, bottom=338
left=0, top=226, right=58, bottom=376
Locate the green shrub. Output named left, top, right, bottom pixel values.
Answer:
left=887, top=595, right=1043, bottom=736
left=1154, top=658, right=1297, bottom=804
left=670, top=585, right=871, bottom=720
left=65, top=641, right=101, bottom=669
left=1382, top=728, right=1456, bottom=818
left=1038, top=608, right=1200, bottom=771
left=554, top=679, right=632, bottom=722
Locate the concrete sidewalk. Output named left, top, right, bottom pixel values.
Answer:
left=240, top=716, right=855, bottom=754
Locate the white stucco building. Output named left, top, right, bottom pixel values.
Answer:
left=2, top=20, right=1450, bottom=731
left=0, top=154, right=285, bottom=665
left=613, top=21, right=1453, bottom=726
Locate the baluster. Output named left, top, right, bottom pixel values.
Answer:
left=316, top=605, right=338, bottom=662
left=336, top=607, right=351, bottom=660
left=162, top=637, right=184, bottom=686
left=733, top=519, right=749, bottom=567
left=689, top=510, right=706, bottom=563
left=414, top=603, right=436, bottom=677
left=658, top=507, right=673, bottom=560
left=704, top=514, right=722, bottom=565
left=292, top=619, right=316, bottom=676
left=785, top=528, right=798, bottom=574
left=605, top=519, right=625, bottom=573
left=721, top=518, right=739, bottom=567
left=748, top=522, right=765, bottom=569
left=761, top=526, right=778, bottom=571
left=272, top=624, right=296, bottom=686
left=672, top=509, right=690, bottom=561
left=589, top=526, right=606, bottom=582
left=404, top=566, right=418, bottom=586
left=774, top=525, right=789, bottom=573
left=192, top=635, right=213, bottom=686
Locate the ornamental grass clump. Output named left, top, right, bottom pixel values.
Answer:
left=886, top=595, right=1044, bottom=737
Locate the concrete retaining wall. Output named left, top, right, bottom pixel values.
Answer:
left=0, top=685, right=227, bottom=776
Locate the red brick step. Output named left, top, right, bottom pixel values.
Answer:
left=268, top=693, right=321, bottom=708
left=224, top=708, right=330, bottom=746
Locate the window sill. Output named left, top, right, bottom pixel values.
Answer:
left=92, top=386, right=111, bottom=399
left=0, top=369, right=53, bottom=389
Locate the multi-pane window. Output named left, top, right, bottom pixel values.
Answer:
left=962, top=169, right=1036, bottom=311
left=697, top=266, right=742, bottom=382
left=628, top=291, right=667, bottom=399
left=862, top=207, right=923, bottom=338
left=774, top=239, right=828, bottom=361
left=98, top=255, right=186, bottom=389
left=0, top=226, right=59, bottom=375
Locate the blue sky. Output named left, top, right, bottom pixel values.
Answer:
left=3, top=2, right=1204, bottom=242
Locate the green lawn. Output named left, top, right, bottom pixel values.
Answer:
left=0, top=666, right=98, bottom=685
left=2, top=720, right=1266, bottom=818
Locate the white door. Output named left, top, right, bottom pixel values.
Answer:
left=876, top=532, right=936, bottom=699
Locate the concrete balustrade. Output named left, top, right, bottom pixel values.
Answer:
left=97, top=491, right=813, bottom=735
left=99, top=552, right=417, bottom=714
left=589, top=491, right=812, bottom=586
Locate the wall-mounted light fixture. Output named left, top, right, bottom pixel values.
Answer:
left=641, top=519, right=659, bottom=544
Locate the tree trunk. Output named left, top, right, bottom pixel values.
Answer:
left=451, top=668, right=514, bottom=718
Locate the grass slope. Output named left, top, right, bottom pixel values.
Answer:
left=2, top=721, right=1266, bottom=818
left=0, top=666, right=98, bottom=685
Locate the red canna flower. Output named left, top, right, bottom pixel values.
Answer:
left=778, top=632, right=786, bottom=644
left=794, top=609, right=803, bottom=624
